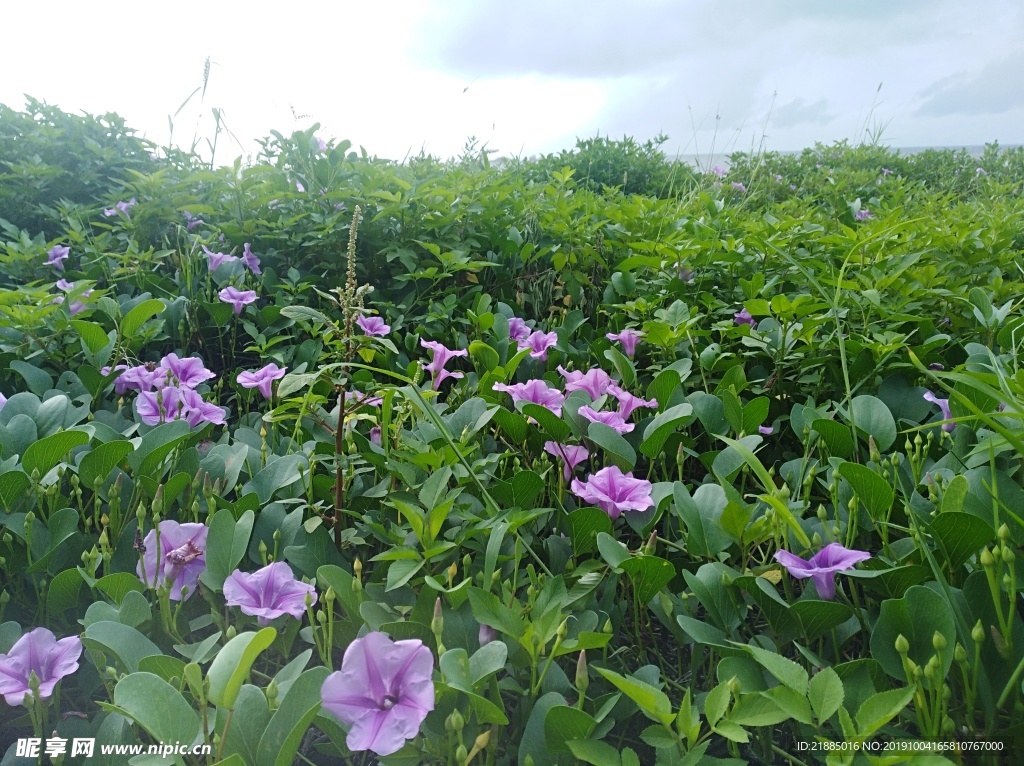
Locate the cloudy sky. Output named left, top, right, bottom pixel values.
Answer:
left=2, top=0, right=1022, bottom=163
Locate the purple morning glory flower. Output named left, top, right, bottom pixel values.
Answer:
left=369, top=426, right=382, bottom=446
left=56, top=279, right=73, bottom=291
left=241, top=243, right=262, bottom=275
left=578, top=406, right=634, bottom=434
left=732, top=182, right=747, bottom=193
left=606, top=329, right=643, bottom=357
left=923, top=391, right=955, bottom=432
left=855, top=208, right=873, bottom=221
left=0, top=628, right=83, bottom=707
left=356, top=316, right=390, bottom=337
left=492, top=379, right=565, bottom=416
left=343, top=390, right=384, bottom=409
left=184, top=211, right=204, bottom=230
left=733, top=308, right=757, bottom=329
left=203, top=245, right=239, bottom=272
left=45, top=245, right=70, bottom=270
left=158, top=353, right=216, bottom=389
left=544, top=441, right=590, bottom=482
left=421, top=339, right=468, bottom=389
left=774, top=543, right=871, bottom=600
left=607, top=384, right=657, bottom=419
left=518, top=330, right=558, bottom=360
left=110, top=364, right=162, bottom=395
left=758, top=425, right=774, bottom=435
left=570, top=466, right=653, bottom=520
left=137, top=386, right=185, bottom=425
left=295, top=180, right=306, bottom=192
left=237, top=363, right=287, bottom=399
left=478, top=624, right=497, bottom=646
left=219, top=286, right=258, bottom=315
left=321, top=632, right=436, bottom=757
left=709, top=165, right=727, bottom=178
left=69, top=294, right=91, bottom=316
left=0, top=392, right=7, bottom=413
left=882, top=168, right=892, bottom=176
left=678, top=264, right=695, bottom=282
left=558, top=366, right=613, bottom=400
left=315, top=136, right=328, bottom=153
left=104, top=198, right=136, bottom=217
left=223, top=562, right=317, bottom=626
left=137, top=520, right=208, bottom=601
left=508, top=317, right=531, bottom=342
left=178, top=388, right=228, bottom=427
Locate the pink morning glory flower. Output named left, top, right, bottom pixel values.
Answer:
left=607, top=384, right=657, bottom=419
left=606, top=329, right=643, bottom=357
left=45, top=245, right=70, bottom=270
left=137, top=386, right=185, bottom=425
left=508, top=317, right=531, bottom=342
left=579, top=406, right=634, bottom=434
left=178, top=388, right=228, bottom=427
left=923, top=391, right=955, bottom=432
left=237, top=363, right=287, bottom=399
left=223, top=562, right=317, bottom=626
left=219, top=286, right=258, bottom=315
left=558, top=366, right=612, bottom=400
left=137, top=520, right=208, bottom=601
left=0, top=628, right=83, bottom=706
left=774, top=543, right=871, bottom=600
left=158, top=353, right=216, bottom=389
left=421, top=339, right=468, bottom=389
left=241, top=243, right=262, bottom=275
left=570, top=466, right=653, bottom=520
left=203, top=245, right=239, bottom=272
left=492, top=379, right=565, bottom=416
left=544, top=441, right=590, bottom=482
left=357, top=316, right=390, bottom=337
left=321, top=632, right=436, bottom=757
left=518, top=330, right=558, bottom=360
left=733, top=308, right=757, bottom=329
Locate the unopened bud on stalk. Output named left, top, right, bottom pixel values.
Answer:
left=972, top=621, right=985, bottom=645
left=575, top=651, right=589, bottom=695
left=448, top=561, right=458, bottom=586
left=1001, top=546, right=1015, bottom=564
left=933, top=632, right=947, bottom=652
left=895, top=634, right=910, bottom=655
left=998, top=523, right=1010, bottom=541
left=354, top=557, right=363, bottom=582
left=432, top=597, right=444, bottom=636
left=980, top=548, right=996, bottom=568
left=954, top=643, right=968, bottom=664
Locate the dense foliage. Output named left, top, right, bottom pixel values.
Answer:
left=1, top=100, right=1023, bottom=765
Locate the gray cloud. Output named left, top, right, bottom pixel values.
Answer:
left=772, top=98, right=836, bottom=128
left=915, top=49, right=1024, bottom=117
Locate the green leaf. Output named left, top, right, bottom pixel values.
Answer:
left=137, top=655, right=187, bottom=685
left=734, top=642, right=808, bottom=694
left=855, top=686, right=915, bottom=737
left=386, top=559, right=424, bottom=591
left=470, top=640, right=508, bottom=683
left=120, top=299, right=166, bottom=339
left=929, top=512, right=993, bottom=572
left=111, top=672, right=200, bottom=744
left=96, top=573, right=145, bottom=605
left=836, top=462, right=894, bottom=518
left=201, top=509, right=256, bottom=591
left=256, top=667, right=330, bottom=766
left=71, top=319, right=112, bottom=354
left=22, top=429, right=89, bottom=477
left=9, top=361, right=52, bottom=397
left=869, top=585, right=956, bottom=682
left=639, top=403, right=693, bottom=458
left=603, top=346, right=636, bottom=389
left=127, top=419, right=192, bottom=475
left=79, top=440, right=134, bottom=489
left=846, top=394, right=897, bottom=451
left=0, top=470, right=30, bottom=511
left=207, top=628, right=277, bottom=709
left=808, top=667, right=844, bottom=725
left=704, top=681, right=730, bottom=726
left=594, top=667, right=674, bottom=726
left=790, top=600, right=853, bottom=642
left=218, top=684, right=270, bottom=766
left=567, top=739, right=622, bottom=766
left=674, top=483, right=731, bottom=558
left=82, top=621, right=162, bottom=673
left=46, top=568, right=85, bottom=616
left=520, top=693, right=567, bottom=766
left=587, top=421, right=635, bottom=470
left=467, top=587, right=525, bottom=639
left=492, top=407, right=528, bottom=442
left=811, top=418, right=855, bottom=459
left=940, top=474, right=969, bottom=514
left=567, top=507, right=613, bottom=555
left=619, top=556, right=675, bottom=605
left=522, top=402, right=571, bottom=442
left=545, top=705, right=597, bottom=752
left=242, top=455, right=308, bottom=504
left=646, top=369, right=680, bottom=414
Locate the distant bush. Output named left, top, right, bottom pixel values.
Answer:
left=0, top=97, right=160, bottom=238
